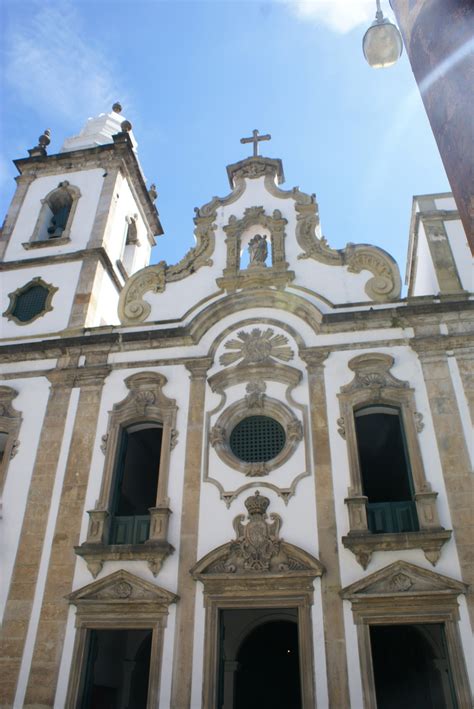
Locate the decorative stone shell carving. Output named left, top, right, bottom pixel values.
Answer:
left=219, top=328, right=293, bottom=366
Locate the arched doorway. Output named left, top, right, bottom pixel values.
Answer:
left=235, top=619, right=302, bottom=709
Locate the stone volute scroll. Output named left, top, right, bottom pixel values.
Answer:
left=0, top=386, right=22, bottom=495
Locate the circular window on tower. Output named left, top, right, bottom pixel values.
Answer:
left=3, top=277, right=58, bottom=325
left=230, top=415, right=286, bottom=463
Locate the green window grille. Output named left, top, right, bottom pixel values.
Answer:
left=230, top=416, right=286, bottom=463
left=12, top=285, right=49, bottom=322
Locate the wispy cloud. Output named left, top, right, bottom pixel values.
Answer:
left=5, top=1, right=127, bottom=123
left=284, top=0, right=375, bottom=34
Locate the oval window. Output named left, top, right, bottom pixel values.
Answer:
left=229, top=416, right=286, bottom=463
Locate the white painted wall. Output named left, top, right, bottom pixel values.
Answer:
left=4, top=169, right=104, bottom=261
left=1, top=262, right=82, bottom=338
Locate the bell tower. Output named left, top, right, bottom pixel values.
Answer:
left=0, top=104, right=162, bottom=336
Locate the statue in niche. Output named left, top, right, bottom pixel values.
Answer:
left=248, top=234, right=268, bottom=266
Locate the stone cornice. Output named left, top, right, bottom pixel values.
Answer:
left=0, top=247, right=125, bottom=293
left=13, top=133, right=162, bottom=236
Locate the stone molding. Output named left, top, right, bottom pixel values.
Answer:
left=22, top=235, right=71, bottom=249
left=3, top=276, right=58, bottom=325
left=209, top=395, right=303, bottom=477
left=28, top=180, right=81, bottom=246
left=65, top=570, right=177, bottom=709
left=77, top=371, right=178, bottom=576
left=117, top=175, right=249, bottom=325
left=204, top=353, right=310, bottom=506
left=338, top=352, right=447, bottom=566
left=216, top=206, right=295, bottom=293
left=192, top=491, right=322, bottom=708
left=226, top=156, right=285, bottom=188
left=340, top=561, right=471, bottom=709
left=0, top=386, right=22, bottom=495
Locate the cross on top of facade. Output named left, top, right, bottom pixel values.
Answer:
left=240, top=129, right=271, bottom=157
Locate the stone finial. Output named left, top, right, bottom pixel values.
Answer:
left=121, top=120, right=132, bottom=133
left=28, top=129, right=51, bottom=157
left=148, top=183, right=158, bottom=202
left=112, top=102, right=123, bottom=113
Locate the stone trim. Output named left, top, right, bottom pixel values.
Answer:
left=0, top=385, right=22, bottom=496
left=413, top=346, right=474, bottom=623
left=77, top=371, right=178, bottom=577
left=337, top=352, right=447, bottom=567
left=341, top=560, right=471, bottom=709
left=22, top=235, right=71, bottom=249
left=28, top=180, right=81, bottom=246
left=170, top=357, right=211, bottom=708
left=216, top=206, right=295, bottom=293
left=0, top=371, right=74, bottom=706
left=192, top=492, right=323, bottom=708
left=0, top=173, right=36, bottom=260
left=210, top=394, right=303, bottom=476
left=3, top=276, right=58, bottom=325
left=226, top=156, right=285, bottom=188
left=301, top=347, right=351, bottom=707
left=65, top=570, right=177, bottom=709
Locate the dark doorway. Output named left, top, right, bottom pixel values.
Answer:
left=355, top=406, right=418, bottom=533
left=370, top=624, right=457, bottom=708
left=79, top=628, right=152, bottom=709
left=218, top=609, right=302, bottom=709
left=109, top=424, right=162, bottom=544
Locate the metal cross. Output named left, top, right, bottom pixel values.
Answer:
left=240, top=129, right=271, bottom=157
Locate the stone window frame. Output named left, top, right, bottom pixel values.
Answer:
left=75, top=372, right=178, bottom=578
left=340, top=561, right=471, bottom=709
left=24, top=180, right=81, bottom=249
left=210, top=393, right=303, bottom=478
left=65, top=569, right=177, bottom=709
left=338, top=353, right=451, bottom=569
left=216, top=206, right=295, bottom=291
left=2, top=277, right=59, bottom=326
left=0, top=386, right=22, bottom=496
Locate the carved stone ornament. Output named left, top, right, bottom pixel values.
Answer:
left=68, top=569, right=177, bottom=606
left=220, top=328, right=294, bottom=366
left=100, top=433, right=108, bottom=454
left=389, top=572, right=413, bottom=592
left=118, top=206, right=217, bottom=323
left=414, top=411, right=424, bottom=433
left=293, top=192, right=401, bottom=302
left=337, top=416, right=346, bottom=439
left=245, top=379, right=266, bottom=408
left=0, top=386, right=22, bottom=496
left=341, top=353, right=409, bottom=394
left=192, top=491, right=325, bottom=578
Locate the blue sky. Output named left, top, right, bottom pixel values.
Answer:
left=1, top=0, right=450, bottom=284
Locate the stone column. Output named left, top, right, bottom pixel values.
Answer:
left=23, top=363, right=110, bottom=707
left=454, top=347, right=474, bottom=423
left=170, top=358, right=212, bottom=709
left=300, top=348, right=351, bottom=708
left=0, top=363, right=75, bottom=706
left=413, top=344, right=473, bottom=623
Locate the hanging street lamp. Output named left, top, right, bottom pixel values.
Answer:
left=363, top=0, right=403, bottom=68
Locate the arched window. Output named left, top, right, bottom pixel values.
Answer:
left=354, top=405, right=418, bottom=533
left=27, top=181, right=81, bottom=246
left=109, top=423, right=163, bottom=544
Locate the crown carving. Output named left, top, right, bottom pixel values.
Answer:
left=244, top=490, right=270, bottom=516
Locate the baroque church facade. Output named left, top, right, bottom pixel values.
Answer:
left=0, top=106, right=472, bottom=708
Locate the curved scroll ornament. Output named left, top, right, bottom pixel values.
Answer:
left=294, top=192, right=401, bottom=301
left=118, top=209, right=217, bottom=323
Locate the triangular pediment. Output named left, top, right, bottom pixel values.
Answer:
left=68, top=569, right=177, bottom=605
left=192, top=540, right=324, bottom=579
left=341, top=561, right=467, bottom=600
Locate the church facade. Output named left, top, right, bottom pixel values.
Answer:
left=0, top=107, right=472, bottom=708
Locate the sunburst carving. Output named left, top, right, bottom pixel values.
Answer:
left=220, top=328, right=293, bottom=366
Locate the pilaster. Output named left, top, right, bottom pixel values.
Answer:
left=412, top=341, right=473, bottom=624
left=23, top=362, right=110, bottom=707
left=300, top=347, right=351, bottom=708
left=0, top=362, right=76, bottom=706
left=170, top=357, right=212, bottom=709
left=0, top=174, right=36, bottom=260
